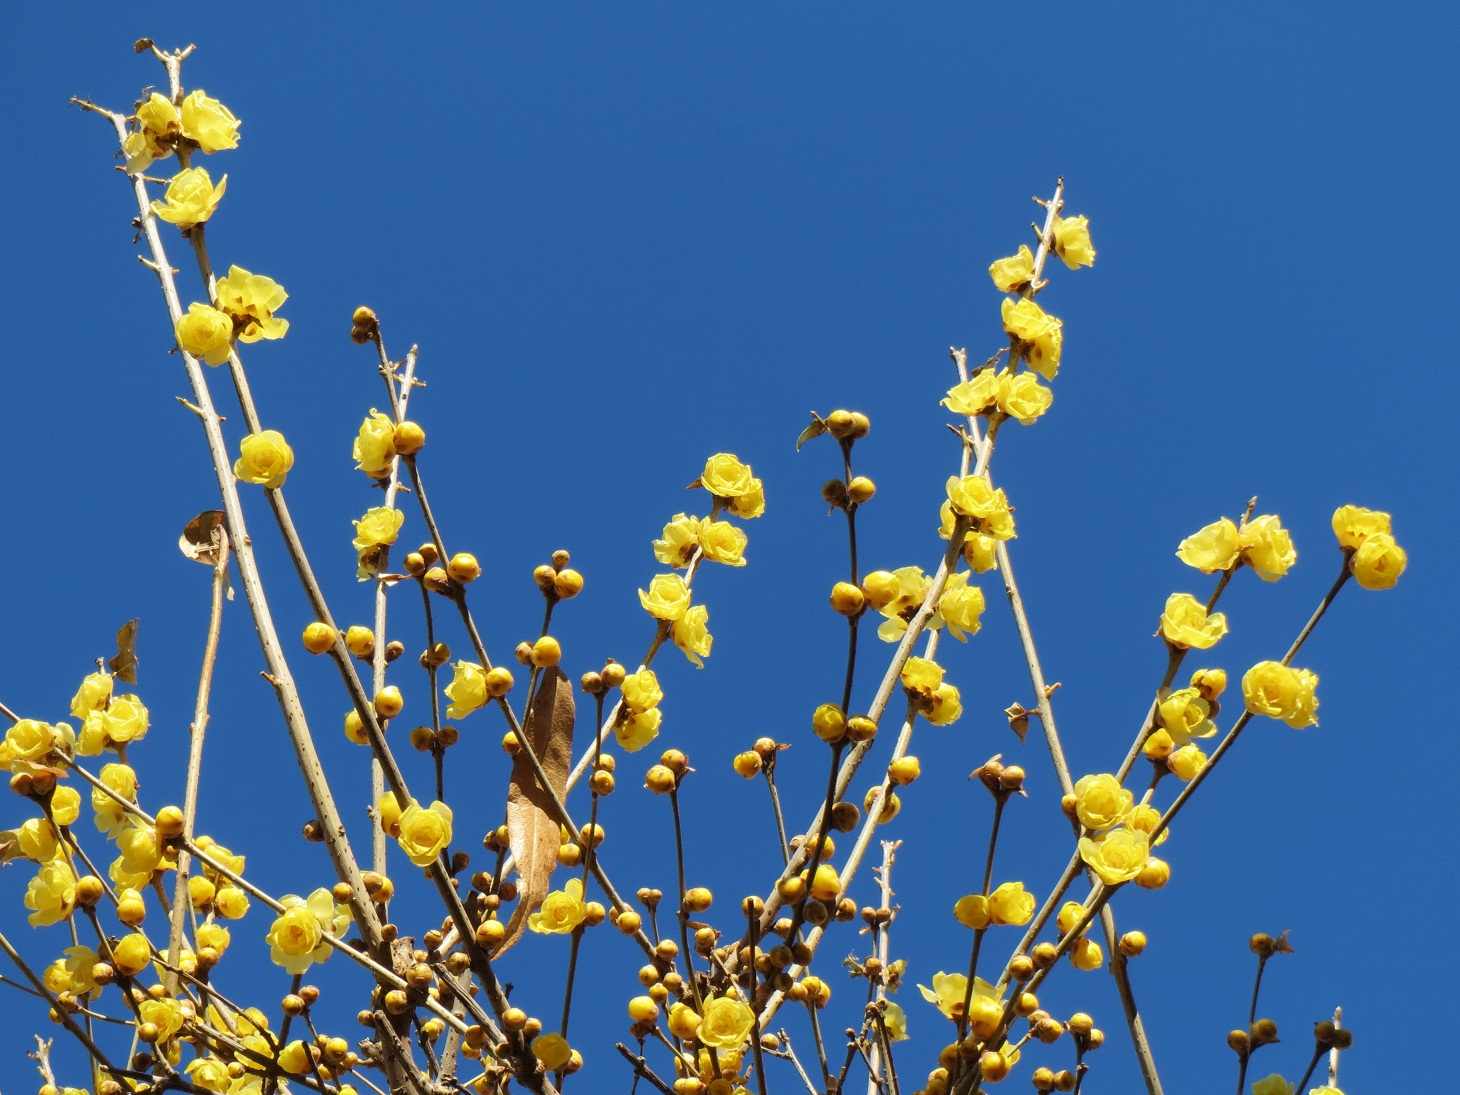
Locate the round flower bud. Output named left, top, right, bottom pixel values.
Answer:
left=979, top=1051, right=1009, bottom=1082
left=845, top=715, right=878, bottom=743
left=483, top=666, right=514, bottom=697
left=1142, top=729, right=1174, bottom=760
left=821, top=479, right=849, bottom=508
left=860, top=570, right=899, bottom=610
left=1031, top=942, right=1059, bottom=970
left=423, top=567, right=451, bottom=593
left=644, top=765, right=676, bottom=794
left=830, top=582, right=865, bottom=616
left=302, top=622, right=338, bottom=654
left=533, top=564, right=558, bottom=592
left=448, top=554, right=481, bottom=583
left=554, top=569, right=585, bottom=599
left=531, top=636, right=562, bottom=668
left=733, top=751, right=762, bottom=778
left=826, top=410, right=856, bottom=438
left=887, top=756, right=921, bottom=785
left=393, top=421, right=426, bottom=455
left=830, top=801, right=860, bottom=831
left=1250, top=1018, right=1278, bottom=1044
left=476, top=920, right=505, bottom=950
left=1136, top=858, right=1170, bottom=890
left=409, top=726, right=435, bottom=751
left=846, top=476, right=876, bottom=504
left=590, top=770, right=615, bottom=795
left=1119, top=931, right=1147, bottom=957
left=1008, top=954, right=1035, bottom=981
left=403, top=552, right=426, bottom=575
left=374, top=686, right=404, bottom=719
left=344, top=710, right=368, bottom=745
left=847, top=412, right=871, bottom=438
left=1191, top=667, right=1227, bottom=700
left=811, top=704, right=847, bottom=743
left=601, top=663, right=627, bottom=689
left=1067, top=1013, right=1094, bottom=1037
left=344, top=626, right=375, bottom=658
left=660, top=749, right=688, bottom=775
left=863, top=786, right=900, bottom=822
left=1016, top=992, right=1039, bottom=1016
left=1226, top=1029, right=1250, bottom=1054
left=683, top=887, right=713, bottom=913
left=628, top=996, right=660, bottom=1023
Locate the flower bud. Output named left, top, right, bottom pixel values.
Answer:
left=374, top=686, right=404, bottom=719
left=485, top=666, right=514, bottom=697
left=733, top=751, right=762, bottom=778
left=1008, top=954, right=1035, bottom=981
left=344, top=626, right=375, bottom=658
left=601, top=662, right=627, bottom=689
left=302, top=622, right=338, bottom=655
left=1031, top=942, right=1059, bottom=970
left=393, top=421, right=426, bottom=455
left=1119, top=930, right=1147, bottom=957
left=644, top=766, right=676, bottom=794
left=530, top=636, right=561, bottom=668
left=846, top=476, right=875, bottom=504
left=821, top=479, right=849, bottom=508
left=554, top=569, right=584, bottom=599
left=830, top=582, right=865, bottom=615
left=448, top=553, right=481, bottom=583
left=1136, top=858, right=1170, bottom=889
left=384, top=640, right=405, bottom=662
left=847, top=412, right=870, bottom=438
left=423, top=567, right=450, bottom=593
left=1250, top=1018, right=1278, bottom=1044
left=887, top=756, right=921, bottom=785
left=830, top=801, right=860, bottom=831
left=845, top=715, right=877, bottom=743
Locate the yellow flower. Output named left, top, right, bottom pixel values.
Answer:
left=69, top=672, right=113, bottom=719
left=185, top=1058, right=231, bottom=1092
left=92, top=763, right=137, bottom=836
left=111, top=932, right=151, bottom=976
left=996, top=372, right=1053, bottom=425
left=700, top=453, right=756, bottom=499
left=1001, top=297, right=1063, bottom=380
left=397, top=800, right=453, bottom=866
left=615, top=707, right=661, bottom=752
left=621, top=669, right=663, bottom=713
left=213, top=265, right=288, bottom=343
left=114, top=819, right=163, bottom=877
left=376, top=792, right=403, bottom=837
left=918, top=972, right=1002, bottom=1036
left=639, top=573, right=691, bottom=621
left=151, top=167, right=227, bottom=229
left=943, top=371, right=1000, bottom=417
left=444, top=661, right=488, bottom=719
left=1242, top=661, right=1319, bottom=728
left=1251, top=1076, right=1294, bottom=1095
left=988, top=881, right=1035, bottom=926
left=726, top=481, right=766, bottom=519
left=953, top=894, right=990, bottom=929
left=1167, top=744, right=1207, bottom=781
left=234, top=430, right=294, bottom=489
left=923, top=682, right=963, bottom=726
left=900, top=656, right=944, bottom=696
left=1155, top=688, right=1216, bottom=742
left=532, top=1033, right=572, bottom=1071
left=1350, top=533, right=1406, bottom=590
left=25, top=861, right=78, bottom=926
left=139, top=996, right=184, bottom=1043
left=17, top=818, right=59, bottom=862
left=50, top=786, right=81, bottom=827
left=1160, top=593, right=1228, bottom=649
left=62, top=945, right=101, bottom=998
left=874, top=565, right=935, bottom=642
left=352, top=506, right=404, bottom=550
left=988, top=245, right=1035, bottom=292
left=1070, top=936, right=1104, bottom=970
left=1074, top=773, right=1132, bottom=831
left=7, top=719, right=57, bottom=763
left=883, top=1000, right=908, bottom=1041
left=137, top=92, right=181, bottom=139
left=125, top=93, right=179, bottom=172
left=175, top=303, right=234, bottom=366
left=1239, top=515, right=1296, bottom=582
left=945, top=475, right=1015, bottom=540
left=697, top=517, right=747, bottom=566
left=938, top=573, right=986, bottom=640
left=699, top=995, right=756, bottom=1050
left=1331, top=504, right=1391, bottom=551
left=1051, top=214, right=1096, bottom=269
left=213, top=885, right=250, bottom=919
left=672, top=604, right=712, bottom=667
left=1125, top=803, right=1170, bottom=845
left=1176, top=518, right=1240, bottom=573
left=179, top=90, right=241, bottom=153
left=1078, top=827, right=1150, bottom=886
left=529, top=877, right=586, bottom=934
left=652, top=513, right=699, bottom=567
left=353, top=409, right=397, bottom=478
left=964, top=532, right=998, bottom=573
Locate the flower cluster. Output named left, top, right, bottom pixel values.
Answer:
left=615, top=668, right=664, bottom=752
left=1176, top=513, right=1296, bottom=582
left=1333, top=504, right=1406, bottom=590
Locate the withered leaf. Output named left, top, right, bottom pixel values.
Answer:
left=796, top=413, right=829, bottom=451
left=180, top=510, right=227, bottom=566
left=497, top=668, right=575, bottom=955
left=109, top=619, right=139, bottom=685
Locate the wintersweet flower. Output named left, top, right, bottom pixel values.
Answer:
left=1074, top=773, right=1133, bottom=831
left=100, top=696, right=149, bottom=747
left=150, top=167, right=227, bottom=229
left=1167, top=744, right=1207, bottom=780
left=1078, top=827, right=1150, bottom=885
left=672, top=604, right=712, bottom=667
left=137, top=92, right=181, bottom=140
left=1160, top=593, right=1228, bottom=649
left=964, top=532, right=998, bottom=573
left=352, top=506, right=404, bottom=550
left=528, top=877, right=587, bottom=934
left=938, top=572, right=986, bottom=641
left=444, top=661, right=488, bottom=718
left=996, top=372, right=1053, bottom=424
left=945, top=474, right=1015, bottom=540
left=6, top=719, right=58, bottom=764
left=139, top=997, right=185, bottom=1044
left=1051, top=213, right=1097, bottom=269
left=353, top=409, right=397, bottom=478
left=1239, top=515, right=1296, bottom=581
left=639, top=573, right=691, bottom=621
left=923, top=682, right=963, bottom=726
left=50, top=786, right=81, bottom=827
left=1001, top=297, right=1064, bottom=380
left=874, top=566, right=937, bottom=642
left=1176, top=518, right=1240, bottom=573
left=900, top=656, right=944, bottom=697
left=179, top=90, right=241, bottom=152
left=698, top=996, right=756, bottom=1050
left=266, top=902, right=327, bottom=975
left=1155, top=688, right=1217, bottom=742
left=532, top=1034, right=572, bottom=1071
left=92, top=763, right=137, bottom=837
left=953, top=894, right=991, bottom=929
left=234, top=430, right=294, bottom=489
left=1350, top=533, right=1406, bottom=590
left=988, top=881, right=1035, bottom=926
left=124, top=93, right=178, bottom=172
left=883, top=1001, right=908, bottom=1041
left=615, top=707, right=662, bottom=752
left=652, top=513, right=699, bottom=567
left=696, top=517, right=747, bottom=566
left=17, top=819, right=59, bottom=862
left=942, top=371, right=1000, bottom=417
left=1242, top=661, right=1319, bottom=728
left=1070, top=936, right=1104, bottom=970
left=69, top=672, right=112, bottom=719
left=918, top=972, right=1003, bottom=1037
left=397, top=800, right=453, bottom=866
left=700, top=453, right=755, bottom=499
left=24, top=861, right=78, bottom=926
left=988, top=245, right=1035, bottom=292
left=621, top=669, right=663, bottom=713
left=1331, top=504, right=1391, bottom=551
left=62, top=946, right=101, bottom=998
left=213, top=266, right=288, bottom=343
left=1251, top=1077, right=1294, bottom=1095
left=174, top=303, right=234, bottom=365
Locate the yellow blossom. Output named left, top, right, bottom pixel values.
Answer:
left=179, top=90, right=241, bottom=153
left=1078, top=827, right=1150, bottom=885
left=700, top=453, right=756, bottom=500
left=1051, top=213, right=1096, bottom=269
left=997, top=372, right=1053, bottom=424
left=964, top=532, right=998, bottom=572
left=111, top=932, right=151, bottom=976
left=900, top=656, right=944, bottom=696
left=938, top=572, right=986, bottom=641
left=175, top=303, right=234, bottom=366
left=353, top=409, right=397, bottom=478
left=1156, top=688, right=1217, bottom=742
left=1331, top=504, right=1391, bottom=551
left=953, top=894, right=990, bottom=929
left=621, top=669, right=663, bottom=713
left=137, top=92, right=181, bottom=139
left=17, top=818, right=59, bottom=862
left=988, top=245, right=1034, bottom=292
left=69, top=672, right=112, bottom=719
left=673, top=604, right=712, bottom=668
left=1160, top=593, right=1228, bottom=650
left=213, top=265, right=288, bottom=343
left=1176, top=518, right=1240, bottom=573
left=92, top=763, right=137, bottom=836
left=125, top=93, right=179, bottom=172
left=1239, top=515, right=1296, bottom=582
left=185, top=1058, right=231, bottom=1093
left=352, top=506, right=404, bottom=550
left=139, top=996, right=184, bottom=1043
left=6, top=719, right=57, bottom=764
left=25, top=860, right=78, bottom=926
left=615, top=707, right=662, bottom=752
left=726, top=480, right=765, bottom=519
left=1350, top=533, right=1406, bottom=590
left=234, top=430, right=294, bottom=489
left=151, top=167, right=227, bottom=229
left=652, top=513, right=699, bottom=567
left=697, top=517, right=747, bottom=566
left=61, top=945, right=101, bottom=998
left=943, top=371, right=1000, bottom=417
left=1074, top=773, right=1133, bottom=830
left=532, top=1033, right=572, bottom=1071
left=945, top=475, right=1015, bottom=540
left=639, top=573, right=691, bottom=621
left=884, top=1000, right=908, bottom=1041
left=1167, top=744, right=1207, bottom=781
left=113, top=819, right=163, bottom=877
left=923, top=682, right=963, bottom=726
left=50, top=786, right=81, bottom=827
left=529, top=877, right=587, bottom=934
left=987, top=881, right=1035, bottom=926
left=1070, top=936, right=1104, bottom=970
left=1251, top=1077, right=1294, bottom=1095
left=1001, top=297, right=1063, bottom=380
left=104, top=695, right=149, bottom=745
left=874, top=565, right=936, bottom=642
left=918, top=972, right=1002, bottom=1037
left=397, top=800, right=453, bottom=866
left=444, top=661, right=487, bottom=719
left=1242, top=661, right=1319, bottom=728
left=699, top=996, right=756, bottom=1050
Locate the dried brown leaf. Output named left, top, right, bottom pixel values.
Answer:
left=180, top=510, right=227, bottom=565
left=109, top=619, right=139, bottom=685
left=497, top=668, right=575, bottom=955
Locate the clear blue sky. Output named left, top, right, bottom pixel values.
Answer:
left=2, top=6, right=1454, bottom=1093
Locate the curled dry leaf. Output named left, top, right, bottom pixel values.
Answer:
left=497, top=667, right=575, bottom=955
left=109, top=618, right=139, bottom=685
left=180, top=510, right=227, bottom=566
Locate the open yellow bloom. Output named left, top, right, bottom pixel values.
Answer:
left=151, top=167, right=227, bottom=229
left=234, top=430, right=294, bottom=489
left=900, top=656, right=944, bottom=697
left=353, top=409, right=397, bottom=478
left=621, top=669, right=663, bottom=713
left=352, top=506, right=404, bottom=550
left=1350, top=533, right=1406, bottom=590
left=997, top=372, right=1053, bottom=424
left=179, top=90, right=241, bottom=153
left=700, top=453, right=755, bottom=499
left=266, top=903, right=326, bottom=975
left=699, top=996, right=755, bottom=1050
left=1250, top=1076, right=1294, bottom=1095
left=652, top=513, right=699, bottom=567
left=1078, top=827, right=1150, bottom=885
left=918, top=972, right=1002, bottom=1037
left=1074, top=773, right=1133, bottom=831
left=444, top=661, right=487, bottom=719
left=923, top=682, right=963, bottom=725
left=529, top=877, right=587, bottom=934
left=696, top=517, right=747, bottom=566
left=1176, top=518, right=1240, bottom=573
left=945, top=475, right=1015, bottom=540
left=1160, top=593, right=1228, bottom=649
left=532, top=1033, right=572, bottom=1071
left=943, top=370, right=1000, bottom=417
left=1155, top=688, right=1216, bottom=743
left=25, top=861, right=78, bottom=926
left=397, top=800, right=453, bottom=866
left=1239, top=515, right=1296, bottom=582
left=615, top=707, right=662, bottom=752
left=69, top=672, right=112, bottom=719
left=988, top=245, right=1034, bottom=292
left=639, top=573, right=691, bottom=621
left=1331, top=504, right=1391, bottom=551
left=988, top=881, right=1035, bottom=926
left=1051, top=213, right=1096, bottom=269
left=1242, top=661, right=1319, bottom=728
left=213, top=265, right=288, bottom=343
left=175, top=303, right=234, bottom=366
left=938, top=573, right=986, bottom=641
left=1001, top=297, right=1063, bottom=380
left=672, top=604, right=712, bottom=668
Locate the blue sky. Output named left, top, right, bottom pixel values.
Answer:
left=2, top=5, right=1455, bottom=1093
